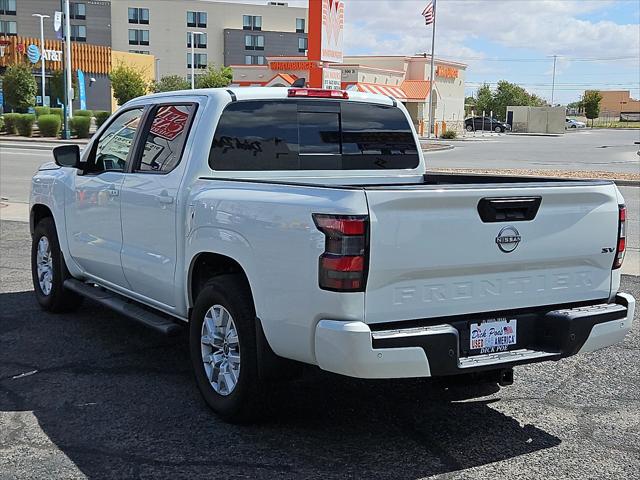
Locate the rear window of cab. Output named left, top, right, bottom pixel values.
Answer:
left=208, top=100, right=419, bottom=171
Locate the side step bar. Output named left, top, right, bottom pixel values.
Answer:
left=64, top=279, right=182, bottom=336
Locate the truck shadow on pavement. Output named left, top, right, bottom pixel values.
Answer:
left=0, top=290, right=561, bottom=479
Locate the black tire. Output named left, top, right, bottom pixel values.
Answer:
left=465, top=124, right=474, bottom=132
left=190, top=274, right=265, bottom=423
left=31, top=217, right=83, bottom=312
left=494, top=126, right=503, bottom=133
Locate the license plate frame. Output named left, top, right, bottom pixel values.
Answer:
left=469, top=318, right=517, bottom=354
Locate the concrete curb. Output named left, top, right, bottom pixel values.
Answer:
left=0, top=136, right=89, bottom=146
left=421, top=144, right=455, bottom=152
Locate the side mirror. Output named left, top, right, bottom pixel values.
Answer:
left=53, top=144, right=81, bottom=168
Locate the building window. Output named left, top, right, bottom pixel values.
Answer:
left=244, top=34, right=264, bottom=51
left=187, top=32, right=207, bottom=48
left=243, top=15, right=262, bottom=31
left=0, top=0, right=16, bottom=15
left=0, top=19, right=16, bottom=35
left=129, top=50, right=149, bottom=54
left=70, top=2, right=86, bottom=20
left=187, top=11, right=207, bottom=28
left=70, top=24, right=86, bottom=42
left=128, top=29, right=149, bottom=46
left=128, top=7, right=149, bottom=24
left=298, top=37, right=307, bottom=53
left=296, top=18, right=305, bottom=33
left=187, top=52, right=207, bottom=69
left=244, top=55, right=265, bottom=65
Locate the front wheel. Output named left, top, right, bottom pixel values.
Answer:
left=190, top=275, right=265, bottom=423
left=465, top=124, right=474, bottom=132
left=494, top=126, right=503, bottom=133
left=31, top=217, right=83, bottom=312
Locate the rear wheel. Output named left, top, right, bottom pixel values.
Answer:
left=31, top=217, right=83, bottom=312
left=190, top=275, right=265, bottom=423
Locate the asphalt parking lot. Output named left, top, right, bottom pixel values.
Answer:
left=1, top=219, right=638, bottom=480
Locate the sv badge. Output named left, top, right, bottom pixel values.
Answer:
left=602, top=247, right=615, bottom=253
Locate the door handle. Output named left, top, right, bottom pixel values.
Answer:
left=107, top=188, right=119, bottom=197
left=156, top=194, right=174, bottom=205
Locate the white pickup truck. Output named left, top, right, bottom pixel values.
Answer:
left=30, top=87, right=634, bottom=422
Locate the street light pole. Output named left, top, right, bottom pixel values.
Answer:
left=63, top=0, right=73, bottom=118
left=551, top=54, right=558, bottom=105
left=32, top=14, right=50, bottom=106
left=188, top=31, right=204, bottom=89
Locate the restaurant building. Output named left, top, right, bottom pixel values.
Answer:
left=231, top=54, right=467, bottom=134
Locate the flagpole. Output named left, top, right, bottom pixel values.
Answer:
left=427, top=0, right=437, bottom=139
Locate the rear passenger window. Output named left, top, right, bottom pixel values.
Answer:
left=210, top=101, right=299, bottom=171
left=209, top=100, right=419, bottom=171
left=137, top=104, right=195, bottom=173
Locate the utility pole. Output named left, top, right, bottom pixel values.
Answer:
left=551, top=54, right=557, bottom=105
left=32, top=14, right=50, bottom=106
left=188, top=31, right=204, bottom=89
left=63, top=0, right=73, bottom=118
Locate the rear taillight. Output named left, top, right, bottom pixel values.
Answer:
left=613, top=204, right=626, bottom=269
left=313, top=214, right=368, bottom=292
left=288, top=88, right=349, bottom=99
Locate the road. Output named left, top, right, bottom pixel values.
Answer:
left=427, top=129, right=639, bottom=174
left=0, top=219, right=638, bottom=479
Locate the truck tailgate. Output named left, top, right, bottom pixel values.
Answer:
left=364, top=183, right=619, bottom=324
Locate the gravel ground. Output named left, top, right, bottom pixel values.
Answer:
left=1, top=220, right=638, bottom=480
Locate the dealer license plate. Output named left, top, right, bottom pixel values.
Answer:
left=470, top=318, right=517, bottom=353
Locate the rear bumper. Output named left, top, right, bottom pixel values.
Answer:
left=314, top=293, right=635, bottom=379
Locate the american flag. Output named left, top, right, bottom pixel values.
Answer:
left=422, top=1, right=435, bottom=25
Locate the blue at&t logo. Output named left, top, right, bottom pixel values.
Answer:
left=26, top=44, right=41, bottom=63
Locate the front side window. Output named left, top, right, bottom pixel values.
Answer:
left=91, top=108, right=144, bottom=173
left=209, top=101, right=419, bottom=171
left=137, top=104, right=196, bottom=173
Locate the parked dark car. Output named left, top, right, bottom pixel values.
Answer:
left=465, top=116, right=511, bottom=133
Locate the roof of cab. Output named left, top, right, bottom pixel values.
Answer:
left=129, top=87, right=397, bottom=107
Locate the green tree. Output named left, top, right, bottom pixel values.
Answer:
left=110, top=63, right=149, bottom=106
left=195, top=65, right=233, bottom=89
left=3, top=64, right=37, bottom=112
left=473, top=83, right=494, bottom=116
left=582, top=90, right=602, bottom=127
left=49, top=69, right=77, bottom=107
left=472, top=81, right=549, bottom=120
left=152, top=75, right=190, bottom=93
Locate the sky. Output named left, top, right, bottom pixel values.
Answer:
left=231, top=0, right=640, bottom=105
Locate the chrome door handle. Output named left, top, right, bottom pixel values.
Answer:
left=107, top=188, right=119, bottom=197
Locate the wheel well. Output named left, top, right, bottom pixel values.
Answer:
left=30, top=204, right=53, bottom=235
left=189, top=252, right=253, bottom=307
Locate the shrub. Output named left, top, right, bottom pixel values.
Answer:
left=38, top=114, right=62, bottom=137
left=3, top=113, right=21, bottom=134
left=50, top=107, right=63, bottom=119
left=16, top=114, right=36, bottom=137
left=70, top=116, right=91, bottom=138
left=34, top=106, right=51, bottom=118
left=441, top=130, right=458, bottom=139
left=0, top=116, right=4, bottom=132
left=110, top=63, right=149, bottom=105
left=3, top=64, right=37, bottom=112
left=94, top=110, right=111, bottom=128
left=74, top=109, right=93, bottom=117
